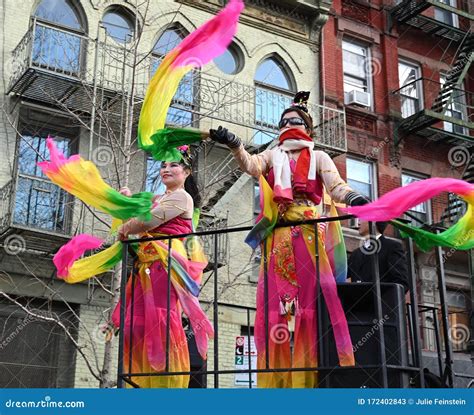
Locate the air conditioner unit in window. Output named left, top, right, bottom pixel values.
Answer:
left=345, top=90, right=371, bottom=108
left=349, top=217, right=360, bottom=229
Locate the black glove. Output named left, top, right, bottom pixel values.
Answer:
left=345, top=191, right=370, bottom=207
left=209, top=126, right=241, bottom=149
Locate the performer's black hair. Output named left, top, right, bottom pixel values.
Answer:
left=376, top=222, right=388, bottom=234
left=184, top=173, right=201, bottom=208
left=176, top=146, right=201, bottom=208
left=280, top=91, right=314, bottom=137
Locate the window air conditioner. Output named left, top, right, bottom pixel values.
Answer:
left=345, top=90, right=371, bottom=107
left=349, top=217, right=360, bottom=229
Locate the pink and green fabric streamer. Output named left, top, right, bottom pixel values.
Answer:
left=54, top=235, right=123, bottom=283
left=138, top=0, right=244, bottom=161
left=53, top=233, right=203, bottom=297
left=325, top=203, right=348, bottom=283
left=146, top=128, right=208, bottom=161
left=343, top=178, right=474, bottom=252
left=38, top=138, right=153, bottom=221
left=245, top=175, right=278, bottom=249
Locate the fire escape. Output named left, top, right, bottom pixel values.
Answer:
left=390, top=0, right=474, bottom=359
left=390, top=1, right=473, bottom=147
left=390, top=1, right=473, bottom=220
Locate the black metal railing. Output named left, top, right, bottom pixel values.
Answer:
left=8, top=20, right=347, bottom=153
left=389, top=0, right=473, bottom=41
left=114, top=216, right=465, bottom=388
left=0, top=181, right=13, bottom=234
left=392, top=77, right=474, bottom=138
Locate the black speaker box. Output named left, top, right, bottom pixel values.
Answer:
left=319, top=282, right=410, bottom=388
left=187, top=330, right=207, bottom=388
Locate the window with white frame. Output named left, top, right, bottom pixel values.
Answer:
left=346, top=157, right=376, bottom=201
left=254, top=57, right=294, bottom=145
left=434, top=0, right=459, bottom=28
left=102, top=6, right=135, bottom=43
left=14, top=132, right=72, bottom=233
left=33, top=0, right=86, bottom=75
left=398, top=61, right=423, bottom=118
left=440, top=73, right=468, bottom=136
left=402, top=173, right=431, bottom=225
left=342, top=40, right=371, bottom=106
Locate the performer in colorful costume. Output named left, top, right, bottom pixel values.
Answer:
left=113, top=148, right=213, bottom=388
left=39, top=141, right=213, bottom=388
left=209, top=91, right=369, bottom=388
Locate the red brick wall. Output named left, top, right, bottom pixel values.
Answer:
left=322, top=0, right=471, bottom=225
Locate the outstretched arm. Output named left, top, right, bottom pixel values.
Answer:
left=209, top=126, right=271, bottom=177
left=230, top=144, right=271, bottom=178
left=118, top=191, right=192, bottom=238
left=316, top=151, right=369, bottom=206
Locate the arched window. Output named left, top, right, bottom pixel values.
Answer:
left=254, top=57, right=294, bottom=144
left=214, top=43, right=243, bottom=75
left=102, top=7, right=135, bottom=43
left=32, top=0, right=86, bottom=75
left=153, top=28, right=183, bottom=56
left=35, top=0, right=83, bottom=30
left=151, top=27, right=195, bottom=127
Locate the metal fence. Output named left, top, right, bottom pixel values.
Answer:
left=114, top=217, right=465, bottom=389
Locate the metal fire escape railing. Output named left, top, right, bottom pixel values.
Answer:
left=392, top=77, right=474, bottom=145
left=115, top=216, right=464, bottom=389
left=7, top=20, right=347, bottom=154
left=389, top=0, right=473, bottom=42
left=0, top=181, right=13, bottom=235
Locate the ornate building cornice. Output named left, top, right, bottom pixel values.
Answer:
left=176, top=0, right=333, bottom=43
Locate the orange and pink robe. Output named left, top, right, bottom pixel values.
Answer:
left=112, top=217, right=213, bottom=388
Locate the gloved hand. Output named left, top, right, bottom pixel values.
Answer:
left=345, top=191, right=370, bottom=207
left=209, top=126, right=241, bottom=149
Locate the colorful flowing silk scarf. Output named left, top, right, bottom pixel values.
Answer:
left=272, top=129, right=317, bottom=203
left=343, top=177, right=474, bottom=252
left=38, top=138, right=153, bottom=222
left=245, top=175, right=278, bottom=249
left=138, top=0, right=244, bottom=161
left=55, top=233, right=203, bottom=292
left=325, top=202, right=348, bottom=283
